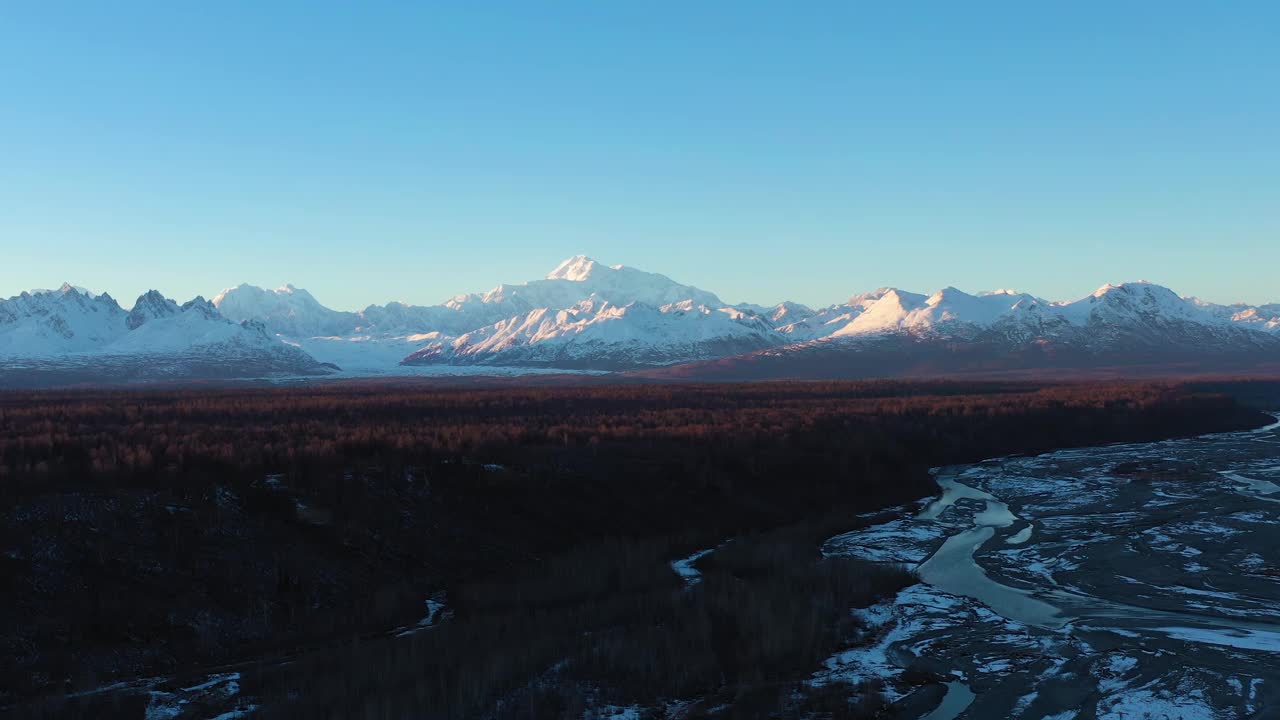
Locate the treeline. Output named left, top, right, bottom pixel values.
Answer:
left=0, top=379, right=1259, bottom=491
left=0, top=380, right=1271, bottom=716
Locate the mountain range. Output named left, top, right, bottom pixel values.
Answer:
left=2, top=257, right=1278, bottom=387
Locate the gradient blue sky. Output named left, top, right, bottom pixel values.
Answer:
left=2, top=2, right=1277, bottom=310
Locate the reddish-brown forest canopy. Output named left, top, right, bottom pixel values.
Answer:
left=0, top=379, right=1258, bottom=487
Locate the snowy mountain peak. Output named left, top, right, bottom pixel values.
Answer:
left=766, top=301, right=813, bottom=323
left=434, top=256, right=728, bottom=326
left=126, top=290, right=180, bottom=330
left=131, top=289, right=172, bottom=308
left=1034, top=282, right=1229, bottom=337
left=546, top=255, right=602, bottom=281
left=927, top=286, right=972, bottom=305
left=213, top=283, right=355, bottom=338
left=212, top=283, right=252, bottom=302
left=846, top=287, right=898, bottom=306
left=181, top=296, right=219, bottom=319
left=275, top=283, right=317, bottom=300
left=1079, top=282, right=1197, bottom=318
left=1090, top=280, right=1165, bottom=299
left=24, top=283, right=98, bottom=299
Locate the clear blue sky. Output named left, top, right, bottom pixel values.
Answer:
left=1, top=2, right=1277, bottom=310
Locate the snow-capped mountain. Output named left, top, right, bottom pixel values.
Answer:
left=0, top=286, right=333, bottom=387
left=737, top=300, right=814, bottom=325
left=126, top=289, right=180, bottom=330
left=434, top=255, right=725, bottom=331
left=0, top=284, right=130, bottom=355
left=771, top=282, right=1279, bottom=344
left=214, top=256, right=752, bottom=371
left=1191, top=298, right=1280, bottom=335
left=772, top=287, right=1050, bottom=341
left=3, top=259, right=1278, bottom=386
left=213, top=283, right=359, bottom=338
left=402, top=297, right=781, bottom=369
left=204, top=261, right=1280, bottom=377
left=214, top=256, right=723, bottom=340
left=645, top=282, right=1280, bottom=381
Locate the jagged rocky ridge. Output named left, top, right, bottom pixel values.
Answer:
left=3, top=259, right=1279, bottom=385
left=0, top=284, right=333, bottom=387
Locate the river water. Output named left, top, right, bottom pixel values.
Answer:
left=822, top=414, right=1280, bottom=719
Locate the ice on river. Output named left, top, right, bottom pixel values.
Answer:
left=919, top=681, right=975, bottom=720
left=824, top=413, right=1280, bottom=718
left=917, top=476, right=1002, bottom=522
left=671, top=546, right=717, bottom=586
left=916, top=526, right=1066, bottom=629
left=1220, top=470, right=1280, bottom=497
left=1006, top=525, right=1034, bottom=545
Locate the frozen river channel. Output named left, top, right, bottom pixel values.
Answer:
left=821, top=414, right=1280, bottom=719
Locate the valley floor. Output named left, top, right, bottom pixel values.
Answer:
left=2, top=380, right=1275, bottom=719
